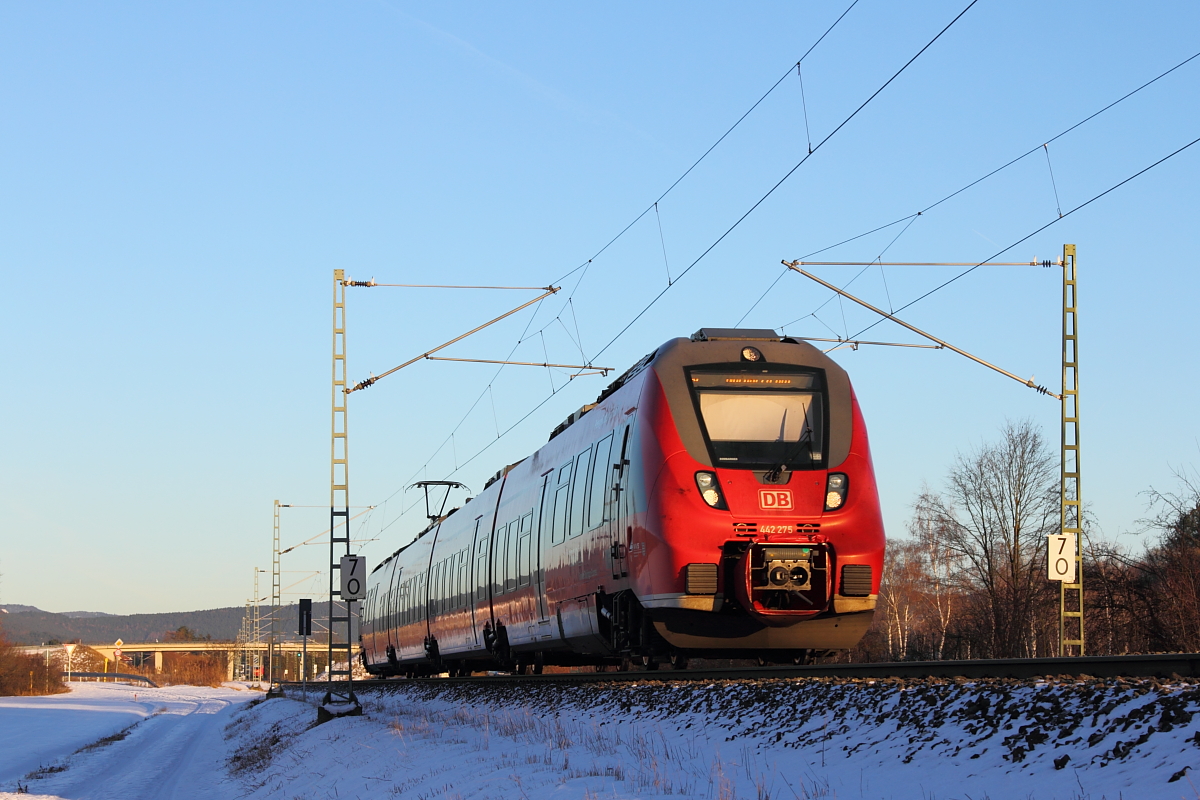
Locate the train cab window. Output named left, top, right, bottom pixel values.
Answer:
left=517, top=512, right=533, bottom=587
left=588, top=433, right=613, bottom=528
left=569, top=446, right=591, bottom=538
left=551, top=466, right=571, bottom=544
left=690, top=368, right=826, bottom=469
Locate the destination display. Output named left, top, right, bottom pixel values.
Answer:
left=690, top=371, right=817, bottom=390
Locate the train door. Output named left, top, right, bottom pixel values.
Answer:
left=587, top=433, right=615, bottom=581
left=610, top=423, right=632, bottom=579
left=388, top=560, right=405, bottom=649
left=469, top=517, right=484, bottom=645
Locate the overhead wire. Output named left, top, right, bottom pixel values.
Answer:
left=369, top=4, right=866, bottom=539
left=545, top=0, right=862, bottom=291
left=586, top=0, right=981, bottom=367
left=406, top=0, right=980, bottom=503
left=754, top=47, right=1200, bottom=334
left=843, top=133, right=1200, bottom=341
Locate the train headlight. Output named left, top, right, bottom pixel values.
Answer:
left=741, top=346, right=763, bottom=362
left=824, top=473, right=848, bottom=511
left=695, top=471, right=726, bottom=509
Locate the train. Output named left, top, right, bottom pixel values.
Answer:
left=360, top=328, right=886, bottom=674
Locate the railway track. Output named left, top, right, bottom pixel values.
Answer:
left=283, top=653, right=1200, bottom=692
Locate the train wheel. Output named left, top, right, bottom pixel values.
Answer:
left=617, top=657, right=632, bottom=672
left=669, top=652, right=689, bottom=671
left=640, top=656, right=659, bottom=671
left=532, top=652, right=544, bottom=675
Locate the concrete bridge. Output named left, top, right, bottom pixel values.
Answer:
left=24, top=641, right=329, bottom=681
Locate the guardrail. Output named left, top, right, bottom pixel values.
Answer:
left=67, top=672, right=159, bottom=687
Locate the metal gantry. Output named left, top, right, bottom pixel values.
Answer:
left=1059, top=244, right=1084, bottom=656
left=326, top=270, right=358, bottom=710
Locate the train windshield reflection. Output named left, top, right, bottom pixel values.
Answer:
left=691, top=369, right=824, bottom=468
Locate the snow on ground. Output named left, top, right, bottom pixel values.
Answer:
left=0, top=681, right=256, bottom=799
left=5, top=676, right=1200, bottom=799
left=249, top=677, right=1200, bottom=800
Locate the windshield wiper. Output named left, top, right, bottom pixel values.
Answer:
left=764, top=406, right=814, bottom=483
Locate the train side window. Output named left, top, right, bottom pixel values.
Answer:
left=405, top=579, right=413, bottom=625
left=431, top=562, right=440, bottom=616
left=493, top=525, right=504, bottom=594
left=400, top=581, right=408, bottom=627
left=440, top=560, right=448, bottom=615
left=569, top=446, right=591, bottom=538
left=475, top=535, right=488, bottom=604
left=517, top=512, right=533, bottom=587
left=405, top=579, right=412, bottom=626
left=588, top=433, right=614, bottom=528
left=505, top=521, right=518, bottom=593
left=443, top=556, right=450, bottom=613
left=401, top=579, right=408, bottom=626
left=551, top=482, right=569, bottom=544
left=457, top=550, right=467, bottom=608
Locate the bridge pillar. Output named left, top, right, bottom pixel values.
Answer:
left=154, top=651, right=163, bottom=672
left=225, top=650, right=235, bottom=682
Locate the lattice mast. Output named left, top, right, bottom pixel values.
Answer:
left=1059, top=244, right=1084, bottom=656
left=327, top=270, right=358, bottom=707
left=270, top=500, right=281, bottom=682
left=252, top=569, right=262, bottom=678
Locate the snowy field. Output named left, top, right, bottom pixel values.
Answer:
left=3, top=676, right=1200, bottom=799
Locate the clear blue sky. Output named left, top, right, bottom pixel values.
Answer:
left=2, top=1, right=1197, bottom=615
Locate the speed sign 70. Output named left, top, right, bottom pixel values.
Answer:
left=1047, top=534, right=1077, bottom=583
left=340, top=555, right=367, bottom=601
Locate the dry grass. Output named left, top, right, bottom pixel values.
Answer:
left=0, top=624, right=65, bottom=696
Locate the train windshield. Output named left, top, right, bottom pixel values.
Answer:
left=689, top=369, right=825, bottom=469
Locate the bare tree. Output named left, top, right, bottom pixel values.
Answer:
left=908, top=500, right=961, bottom=660
left=876, top=540, right=921, bottom=660
left=918, top=419, right=1058, bottom=658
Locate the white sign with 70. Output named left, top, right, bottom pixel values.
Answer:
left=1047, top=534, right=1077, bottom=583
left=340, top=555, right=367, bottom=601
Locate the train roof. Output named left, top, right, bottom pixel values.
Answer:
left=548, top=327, right=795, bottom=441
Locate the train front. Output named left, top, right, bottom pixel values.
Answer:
left=631, top=328, right=885, bottom=658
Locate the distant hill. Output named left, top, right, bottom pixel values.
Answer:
left=2, top=604, right=114, bottom=618
left=0, top=603, right=313, bottom=645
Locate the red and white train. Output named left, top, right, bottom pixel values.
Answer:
left=361, top=328, right=885, bottom=674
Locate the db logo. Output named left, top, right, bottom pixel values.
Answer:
left=758, top=489, right=793, bottom=510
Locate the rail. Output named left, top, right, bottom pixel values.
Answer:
left=278, top=653, right=1200, bottom=694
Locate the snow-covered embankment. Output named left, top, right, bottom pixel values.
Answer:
left=227, top=676, right=1200, bottom=799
